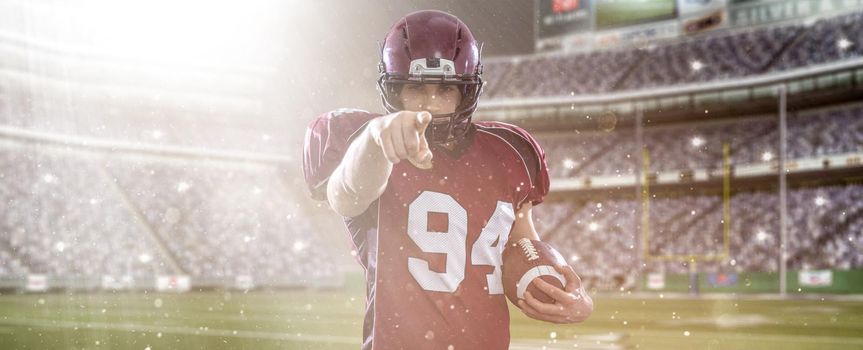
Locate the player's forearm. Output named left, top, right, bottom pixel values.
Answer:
left=508, top=202, right=541, bottom=243
left=327, top=125, right=392, bottom=217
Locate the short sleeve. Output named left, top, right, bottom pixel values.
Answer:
left=474, top=121, right=550, bottom=207
left=302, top=108, right=380, bottom=201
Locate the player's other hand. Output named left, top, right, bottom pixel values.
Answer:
left=517, top=264, right=594, bottom=324
left=368, top=111, right=433, bottom=165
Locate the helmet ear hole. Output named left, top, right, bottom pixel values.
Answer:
left=378, top=79, right=407, bottom=113
left=456, top=81, right=482, bottom=112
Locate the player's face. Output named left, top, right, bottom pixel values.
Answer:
left=399, top=83, right=462, bottom=115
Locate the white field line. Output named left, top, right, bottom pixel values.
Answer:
left=510, top=343, right=623, bottom=350
left=0, top=317, right=359, bottom=344
left=607, top=292, right=863, bottom=302
left=0, top=316, right=626, bottom=349
left=1, top=307, right=611, bottom=335
left=614, top=329, right=863, bottom=346
left=3, top=314, right=863, bottom=347
left=29, top=306, right=363, bottom=325
left=11, top=305, right=863, bottom=338
left=510, top=334, right=625, bottom=350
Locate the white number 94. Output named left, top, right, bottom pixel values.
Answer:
left=406, top=191, right=515, bottom=294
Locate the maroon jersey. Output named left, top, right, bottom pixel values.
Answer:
left=303, top=109, right=550, bottom=350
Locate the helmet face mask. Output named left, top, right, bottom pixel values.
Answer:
left=377, top=68, right=482, bottom=145
left=377, top=10, right=484, bottom=146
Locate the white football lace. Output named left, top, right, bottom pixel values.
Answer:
left=517, top=238, right=539, bottom=261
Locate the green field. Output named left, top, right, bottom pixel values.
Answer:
left=1, top=289, right=862, bottom=349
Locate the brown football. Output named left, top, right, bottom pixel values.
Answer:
left=502, top=238, right=567, bottom=305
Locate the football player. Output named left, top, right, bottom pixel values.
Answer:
left=303, top=10, right=592, bottom=350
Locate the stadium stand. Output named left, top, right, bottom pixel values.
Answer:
left=0, top=144, right=339, bottom=286
left=107, top=157, right=337, bottom=282
left=0, top=8, right=861, bottom=292
left=0, top=145, right=170, bottom=278
left=482, top=11, right=863, bottom=98
left=539, top=184, right=863, bottom=289
left=538, top=103, right=863, bottom=178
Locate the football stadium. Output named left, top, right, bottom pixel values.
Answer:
left=1, top=0, right=863, bottom=349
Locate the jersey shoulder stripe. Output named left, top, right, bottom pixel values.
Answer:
left=474, top=121, right=550, bottom=207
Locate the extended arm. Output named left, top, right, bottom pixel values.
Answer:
left=326, top=124, right=393, bottom=217
left=327, top=111, right=432, bottom=217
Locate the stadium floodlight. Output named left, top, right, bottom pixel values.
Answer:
left=138, top=253, right=152, bottom=263
left=176, top=181, right=191, bottom=193
left=65, top=0, right=280, bottom=68
left=293, top=241, right=307, bottom=253
left=814, top=196, right=827, bottom=206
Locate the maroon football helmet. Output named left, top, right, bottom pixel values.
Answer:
left=377, top=10, right=484, bottom=146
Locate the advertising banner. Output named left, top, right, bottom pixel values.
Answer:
left=799, top=270, right=833, bottom=287
left=647, top=272, right=666, bottom=289
left=156, top=275, right=191, bottom=292
left=537, top=0, right=593, bottom=39
left=26, top=274, right=48, bottom=292
left=730, top=0, right=863, bottom=26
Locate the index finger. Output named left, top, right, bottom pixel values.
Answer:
left=415, top=111, right=432, bottom=134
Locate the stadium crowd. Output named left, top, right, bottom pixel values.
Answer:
left=537, top=184, right=863, bottom=289
left=538, top=104, right=863, bottom=178
left=0, top=9, right=861, bottom=291
left=0, top=147, right=339, bottom=285
left=483, top=11, right=863, bottom=98
left=3, top=141, right=858, bottom=290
